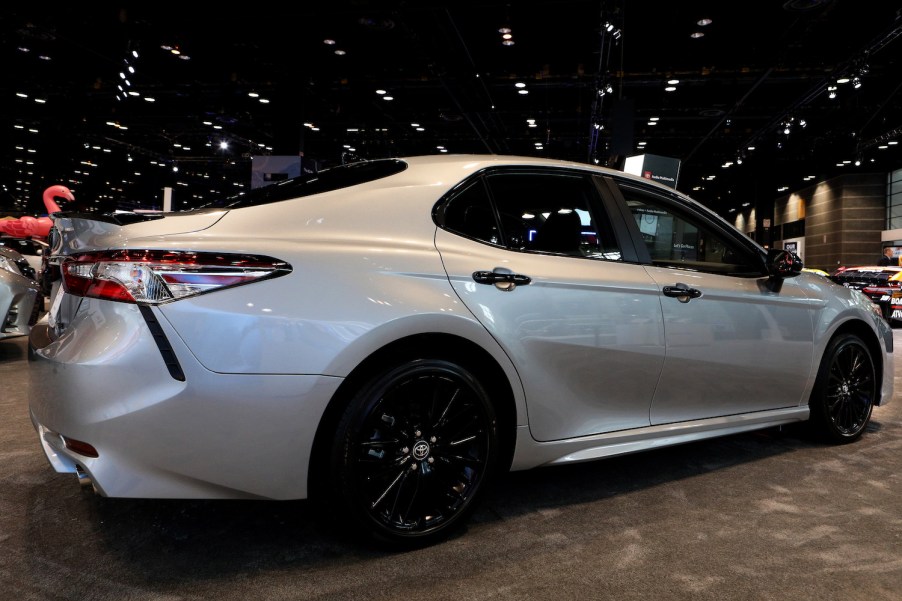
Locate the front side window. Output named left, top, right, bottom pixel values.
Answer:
left=622, top=186, right=762, bottom=276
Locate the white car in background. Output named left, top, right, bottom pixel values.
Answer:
left=28, top=155, right=893, bottom=546
left=0, top=245, right=42, bottom=340
left=0, top=236, right=47, bottom=275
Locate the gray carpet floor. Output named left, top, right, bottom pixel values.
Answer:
left=2, top=332, right=900, bottom=600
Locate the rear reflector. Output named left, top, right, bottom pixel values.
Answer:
left=63, top=436, right=99, bottom=458
left=61, top=250, right=291, bottom=305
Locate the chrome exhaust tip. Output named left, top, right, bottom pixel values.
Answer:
left=74, top=464, right=94, bottom=492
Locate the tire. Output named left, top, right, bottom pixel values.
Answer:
left=329, top=358, right=499, bottom=547
left=809, top=333, right=876, bottom=443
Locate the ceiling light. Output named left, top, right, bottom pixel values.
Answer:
left=502, top=40, right=515, bottom=46
left=518, top=89, right=529, bottom=95
left=836, top=76, right=850, bottom=84
left=667, top=79, right=679, bottom=85
left=498, top=27, right=511, bottom=34
left=604, top=22, right=614, bottom=32
left=515, top=82, right=526, bottom=88
left=690, top=32, right=705, bottom=39
left=323, top=39, right=336, bottom=45
left=878, top=145, right=889, bottom=149
left=502, top=33, right=512, bottom=40
left=259, top=98, right=270, bottom=103
left=171, top=48, right=181, bottom=56
left=383, top=96, right=394, bottom=101
left=160, top=45, right=172, bottom=51
left=15, top=92, right=27, bottom=98
left=852, top=76, right=861, bottom=88
left=649, top=117, right=660, bottom=121
left=411, top=123, right=420, bottom=127
left=203, top=121, right=213, bottom=126
left=416, top=127, right=425, bottom=132
left=132, top=50, right=139, bottom=58
left=375, top=89, right=386, bottom=95
left=248, top=92, right=259, bottom=98
left=889, top=141, right=899, bottom=145
left=144, top=97, right=155, bottom=102
left=665, top=86, right=677, bottom=92
left=128, top=91, right=140, bottom=96
left=128, top=65, right=135, bottom=73
left=647, top=121, right=657, bottom=126
left=697, top=18, right=713, bottom=26
left=219, top=141, right=229, bottom=150
left=179, top=55, right=190, bottom=61
left=34, top=98, right=46, bottom=104
left=334, top=49, right=346, bottom=56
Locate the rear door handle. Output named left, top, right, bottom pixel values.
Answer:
left=662, top=282, right=702, bottom=303
left=473, top=269, right=531, bottom=291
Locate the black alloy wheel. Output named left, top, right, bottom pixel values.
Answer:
left=810, top=333, right=876, bottom=443
left=331, top=358, right=499, bottom=546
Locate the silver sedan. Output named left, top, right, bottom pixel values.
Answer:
left=1, top=245, right=41, bottom=340
left=28, top=155, right=893, bottom=546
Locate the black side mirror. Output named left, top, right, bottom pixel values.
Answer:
left=767, top=248, right=803, bottom=278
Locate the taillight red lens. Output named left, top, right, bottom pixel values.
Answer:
left=61, top=250, right=291, bottom=304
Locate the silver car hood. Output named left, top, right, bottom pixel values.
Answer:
left=50, top=209, right=229, bottom=257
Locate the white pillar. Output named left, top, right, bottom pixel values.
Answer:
left=163, top=187, right=173, bottom=212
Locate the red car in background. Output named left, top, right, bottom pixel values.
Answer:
left=829, top=266, right=902, bottom=325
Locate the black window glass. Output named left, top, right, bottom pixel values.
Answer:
left=198, top=159, right=408, bottom=209
left=484, top=172, right=621, bottom=260
left=440, top=179, right=502, bottom=245
left=622, top=186, right=761, bottom=276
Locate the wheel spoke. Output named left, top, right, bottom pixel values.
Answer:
left=371, top=468, right=408, bottom=510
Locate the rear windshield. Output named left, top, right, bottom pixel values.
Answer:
left=202, top=159, right=408, bottom=209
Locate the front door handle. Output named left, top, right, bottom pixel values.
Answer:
left=662, top=282, right=702, bottom=303
left=473, top=269, right=531, bottom=291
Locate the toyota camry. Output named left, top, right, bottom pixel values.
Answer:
left=28, top=155, right=893, bottom=546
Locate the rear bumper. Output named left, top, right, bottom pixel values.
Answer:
left=28, top=301, right=342, bottom=500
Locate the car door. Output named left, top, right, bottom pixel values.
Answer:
left=434, top=168, right=666, bottom=442
left=607, top=178, right=819, bottom=425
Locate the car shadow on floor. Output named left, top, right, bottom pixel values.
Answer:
left=19, top=422, right=839, bottom=588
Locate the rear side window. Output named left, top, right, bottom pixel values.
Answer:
left=438, top=170, right=622, bottom=261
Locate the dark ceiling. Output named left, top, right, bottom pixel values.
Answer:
left=2, top=1, right=901, bottom=217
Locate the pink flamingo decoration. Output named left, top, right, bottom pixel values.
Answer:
left=0, top=185, right=74, bottom=239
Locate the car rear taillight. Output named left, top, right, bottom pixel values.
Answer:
left=61, top=250, right=291, bottom=305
